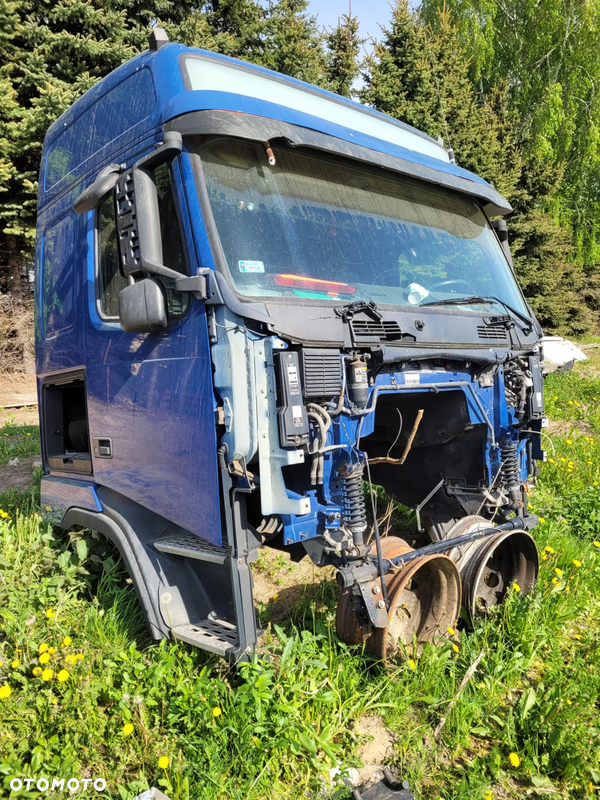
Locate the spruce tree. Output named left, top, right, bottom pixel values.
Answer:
left=259, top=0, right=327, bottom=85
left=0, top=0, right=225, bottom=294
left=325, top=12, right=362, bottom=97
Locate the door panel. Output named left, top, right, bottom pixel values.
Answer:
left=84, top=156, right=222, bottom=545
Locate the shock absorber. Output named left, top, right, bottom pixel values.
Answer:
left=500, top=442, right=521, bottom=505
left=340, top=465, right=368, bottom=546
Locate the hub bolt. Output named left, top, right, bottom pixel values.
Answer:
left=372, top=586, right=381, bottom=594
left=377, top=600, right=386, bottom=609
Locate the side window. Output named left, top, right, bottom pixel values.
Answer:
left=98, top=197, right=126, bottom=318
left=97, top=162, right=189, bottom=319
left=42, top=214, right=76, bottom=338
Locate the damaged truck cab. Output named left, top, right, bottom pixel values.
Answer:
left=36, top=29, right=543, bottom=661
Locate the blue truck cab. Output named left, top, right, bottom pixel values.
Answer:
left=36, top=29, right=543, bottom=661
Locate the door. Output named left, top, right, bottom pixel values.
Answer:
left=83, top=157, right=222, bottom=545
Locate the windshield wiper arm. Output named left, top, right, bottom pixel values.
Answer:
left=421, top=295, right=490, bottom=308
left=421, top=295, right=533, bottom=332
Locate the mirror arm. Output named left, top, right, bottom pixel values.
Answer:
left=74, top=163, right=123, bottom=214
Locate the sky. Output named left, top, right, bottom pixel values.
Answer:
left=307, top=0, right=394, bottom=47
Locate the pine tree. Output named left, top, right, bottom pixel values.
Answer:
left=0, top=0, right=225, bottom=294
left=202, top=0, right=266, bottom=61
left=259, top=0, right=327, bottom=85
left=325, top=11, right=362, bottom=97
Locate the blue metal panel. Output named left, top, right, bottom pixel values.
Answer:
left=84, top=342, right=222, bottom=544
left=41, top=476, right=102, bottom=526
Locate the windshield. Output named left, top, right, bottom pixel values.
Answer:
left=196, top=136, right=528, bottom=315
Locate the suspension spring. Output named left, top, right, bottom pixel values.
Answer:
left=340, top=467, right=368, bottom=541
left=499, top=442, right=520, bottom=496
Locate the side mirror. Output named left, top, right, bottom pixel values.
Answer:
left=118, top=278, right=168, bottom=333
left=491, top=219, right=513, bottom=267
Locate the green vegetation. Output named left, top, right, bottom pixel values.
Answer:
left=2, top=0, right=599, bottom=337
left=0, top=421, right=40, bottom=466
left=1, top=359, right=600, bottom=799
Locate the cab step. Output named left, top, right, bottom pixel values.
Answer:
left=172, top=618, right=238, bottom=655
left=153, top=533, right=229, bottom=564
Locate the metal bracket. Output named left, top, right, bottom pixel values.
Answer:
left=357, top=579, right=389, bottom=628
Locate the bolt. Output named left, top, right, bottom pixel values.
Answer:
left=377, top=600, right=386, bottom=609
left=372, top=586, right=381, bottom=595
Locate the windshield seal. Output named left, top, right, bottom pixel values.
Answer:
left=190, top=135, right=529, bottom=318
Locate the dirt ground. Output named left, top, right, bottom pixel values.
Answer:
left=0, top=373, right=38, bottom=425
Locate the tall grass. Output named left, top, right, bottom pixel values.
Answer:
left=1, top=357, right=600, bottom=799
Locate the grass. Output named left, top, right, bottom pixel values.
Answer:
left=0, top=420, right=40, bottom=466
left=1, top=361, right=600, bottom=799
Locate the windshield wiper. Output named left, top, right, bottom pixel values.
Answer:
left=421, top=295, right=533, bottom=333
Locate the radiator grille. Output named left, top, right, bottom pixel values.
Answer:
left=300, top=349, right=342, bottom=398
left=477, top=325, right=508, bottom=340
left=350, top=319, right=404, bottom=341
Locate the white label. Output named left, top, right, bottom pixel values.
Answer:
left=404, top=372, right=420, bottom=386
left=535, top=391, right=543, bottom=407
left=286, top=364, right=300, bottom=392
left=238, top=260, right=264, bottom=273
left=292, top=404, right=304, bottom=427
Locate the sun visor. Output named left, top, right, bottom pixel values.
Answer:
left=164, top=110, right=512, bottom=217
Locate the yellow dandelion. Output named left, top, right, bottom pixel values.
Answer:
left=57, top=670, right=69, bottom=682
left=408, top=659, right=416, bottom=670
left=560, top=457, right=566, bottom=463
left=212, top=706, right=222, bottom=717
left=544, top=546, right=555, bottom=554
left=45, top=506, right=51, bottom=511
left=541, top=553, right=548, bottom=561
left=39, top=643, right=48, bottom=654
left=122, top=723, right=134, bottom=735
left=0, top=684, right=12, bottom=699
left=48, top=647, right=55, bottom=655
left=508, top=752, right=521, bottom=768
left=568, top=401, right=573, bottom=405
left=551, top=577, right=561, bottom=586
left=589, top=782, right=594, bottom=794
left=158, top=756, right=169, bottom=769
left=484, top=792, right=493, bottom=800
left=447, top=626, right=455, bottom=635
left=39, top=652, right=50, bottom=664
left=32, top=667, right=42, bottom=676
left=555, top=567, right=563, bottom=576
left=11, top=660, right=18, bottom=669
left=512, top=582, right=521, bottom=592
left=46, top=609, right=55, bottom=619
left=272, top=593, right=279, bottom=601
left=62, top=636, right=71, bottom=647
left=548, top=458, right=555, bottom=464
left=566, top=699, right=572, bottom=705
left=574, top=634, right=581, bottom=640
left=573, top=559, right=582, bottom=568
left=593, top=541, right=600, bottom=547
left=538, top=517, right=545, bottom=523
left=41, top=669, right=53, bottom=681
left=567, top=439, right=572, bottom=445
left=452, top=644, right=459, bottom=653
left=565, top=585, right=570, bottom=593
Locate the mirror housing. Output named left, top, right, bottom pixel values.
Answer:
left=118, top=278, right=168, bottom=333
left=491, top=219, right=513, bottom=267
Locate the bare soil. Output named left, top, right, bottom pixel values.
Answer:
left=0, top=373, right=38, bottom=425
left=251, top=547, right=336, bottom=624
left=0, top=455, right=42, bottom=491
